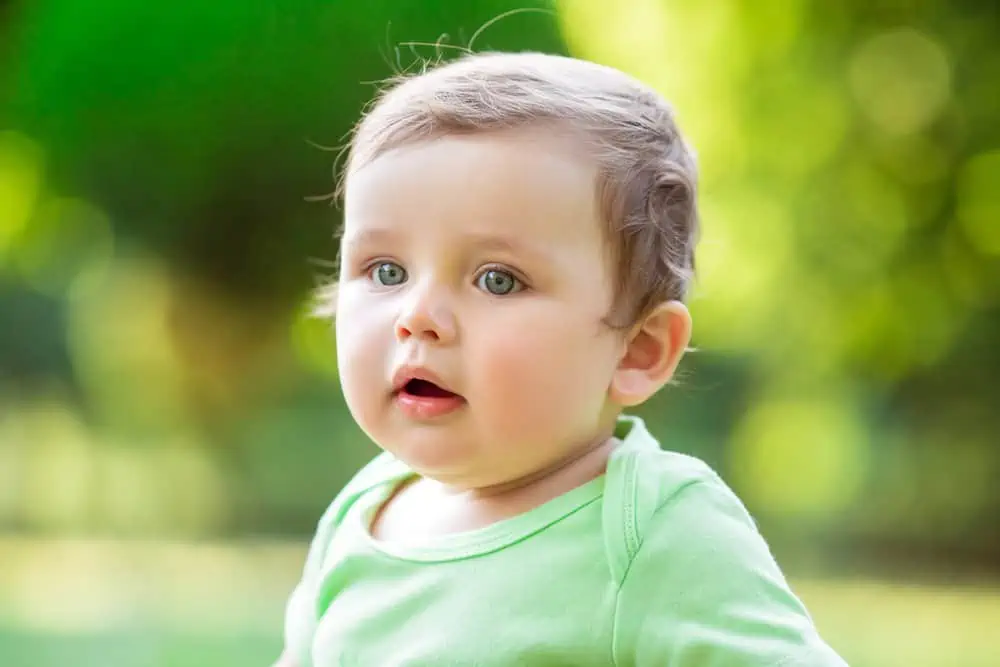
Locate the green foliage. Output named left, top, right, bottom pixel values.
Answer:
left=1, top=0, right=998, bottom=565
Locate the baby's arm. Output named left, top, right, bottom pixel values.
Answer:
left=612, top=479, right=848, bottom=666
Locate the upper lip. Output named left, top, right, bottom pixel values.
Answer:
left=391, top=365, right=458, bottom=395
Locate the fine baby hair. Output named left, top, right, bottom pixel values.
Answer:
left=317, top=50, right=700, bottom=329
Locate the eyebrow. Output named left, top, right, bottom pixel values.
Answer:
left=341, top=228, right=396, bottom=248
left=462, top=232, right=548, bottom=258
left=342, top=228, right=550, bottom=260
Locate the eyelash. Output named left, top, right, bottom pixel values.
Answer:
left=358, top=258, right=398, bottom=278
left=474, top=264, right=528, bottom=294
left=359, top=260, right=530, bottom=293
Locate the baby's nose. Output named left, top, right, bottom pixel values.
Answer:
left=394, top=291, right=457, bottom=343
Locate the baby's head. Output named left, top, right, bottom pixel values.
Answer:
left=325, top=52, right=698, bottom=489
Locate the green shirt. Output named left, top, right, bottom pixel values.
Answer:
left=283, top=416, right=847, bottom=666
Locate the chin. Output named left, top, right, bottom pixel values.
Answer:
left=383, top=431, right=477, bottom=478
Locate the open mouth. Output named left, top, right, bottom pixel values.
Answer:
left=394, top=376, right=465, bottom=419
left=400, top=378, right=459, bottom=399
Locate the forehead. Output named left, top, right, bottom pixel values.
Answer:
left=342, top=129, right=605, bottom=253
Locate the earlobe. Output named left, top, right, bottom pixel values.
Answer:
left=609, top=301, right=692, bottom=407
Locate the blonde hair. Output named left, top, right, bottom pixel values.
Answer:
left=321, top=51, right=699, bottom=327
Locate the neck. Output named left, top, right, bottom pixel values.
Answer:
left=435, top=427, right=619, bottom=510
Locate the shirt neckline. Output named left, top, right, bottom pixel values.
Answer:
left=352, top=416, right=657, bottom=563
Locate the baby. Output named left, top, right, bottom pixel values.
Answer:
left=277, top=52, right=848, bottom=666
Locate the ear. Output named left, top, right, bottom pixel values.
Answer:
left=609, top=301, right=692, bottom=407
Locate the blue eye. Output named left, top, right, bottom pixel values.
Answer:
left=370, top=262, right=407, bottom=286
left=476, top=269, right=521, bottom=296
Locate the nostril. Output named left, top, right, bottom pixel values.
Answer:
left=395, top=323, right=439, bottom=341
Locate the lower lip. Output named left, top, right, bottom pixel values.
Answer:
left=394, top=392, right=465, bottom=420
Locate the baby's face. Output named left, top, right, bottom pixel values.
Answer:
left=336, top=129, right=625, bottom=489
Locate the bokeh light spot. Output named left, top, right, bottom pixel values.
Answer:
left=956, top=149, right=1000, bottom=256
left=13, top=196, right=115, bottom=297
left=290, top=301, right=339, bottom=378
left=849, top=28, right=951, bottom=135
left=730, top=395, right=869, bottom=518
left=0, top=131, right=44, bottom=262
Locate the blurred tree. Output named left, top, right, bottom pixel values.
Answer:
left=0, top=0, right=565, bottom=433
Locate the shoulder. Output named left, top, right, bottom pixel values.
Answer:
left=295, top=450, right=409, bottom=584
left=282, top=451, right=410, bottom=666
left=617, top=416, right=770, bottom=575
left=606, top=419, right=848, bottom=666
left=632, top=440, right=722, bottom=513
left=605, top=416, right=746, bottom=570
left=632, top=444, right=757, bottom=543
left=313, top=451, right=409, bottom=542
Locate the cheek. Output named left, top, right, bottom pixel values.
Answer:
left=472, top=315, right=616, bottom=431
left=335, top=294, right=391, bottom=409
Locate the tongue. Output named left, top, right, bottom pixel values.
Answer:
left=407, top=379, right=456, bottom=398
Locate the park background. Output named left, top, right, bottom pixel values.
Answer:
left=1, top=1, right=998, bottom=665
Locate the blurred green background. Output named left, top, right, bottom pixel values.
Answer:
left=1, top=0, right=998, bottom=665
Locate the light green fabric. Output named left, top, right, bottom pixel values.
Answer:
left=284, top=416, right=847, bottom=666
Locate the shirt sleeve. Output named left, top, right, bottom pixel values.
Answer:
left=611, top=479, right=849, bottom=667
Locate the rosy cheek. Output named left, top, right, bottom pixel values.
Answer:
left=336, top=302, right=389, bottom=393
left=473, top=331, right=571, bottom=426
